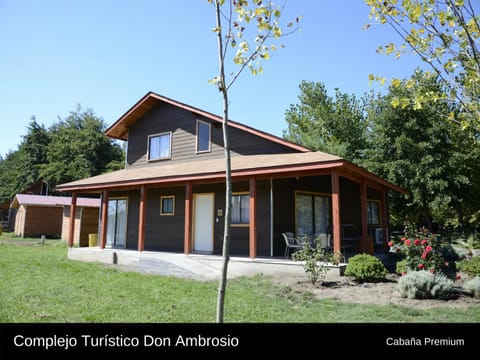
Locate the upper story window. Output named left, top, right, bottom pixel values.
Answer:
left=148, top=132, right=171, bottom=161
left=196, top=120, right=211, bottom=153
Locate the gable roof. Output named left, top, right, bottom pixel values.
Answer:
left=106, top=91, right=310, bottom=153
left=55, top=152, right=407, bottom=194
left=11, top=194, right=100, bottom=209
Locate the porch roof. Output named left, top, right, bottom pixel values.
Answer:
left=55, top=152, right=407, bottom=194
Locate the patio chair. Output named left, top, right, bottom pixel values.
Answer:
left=282, top=232, right=303, bottom=259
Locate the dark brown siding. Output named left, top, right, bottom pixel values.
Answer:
left=272, top=178, right=296, bottom=257
left=126, top=103, right=298, bottom=167
left=24, top=206, right=63, bottom=238
left=144, top=187, right=185, bottom=252
left=339, top=177, right=361, bottom=236
left=256, top=179, right=273, bottom=257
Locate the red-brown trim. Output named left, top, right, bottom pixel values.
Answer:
left=184, top=182, right=192, bottom=254
left=100, top=190, right=108, bottom=249
left=68, top=192, right=77, bottom=247
left=331, top=171, right=341, bottom=256
left=105, top=92, right=311, bottom=152
left=249, top=177, right=257, bottom=259
left=138, top=185, right=146, bottom=251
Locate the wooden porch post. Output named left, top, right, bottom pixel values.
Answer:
left=249, top=177, right=257, bottom=259
left=184, top=181, right=192, bottom=255
left=100, top=189, right=109, bottom=249
left=331, top=171, right=341, bottom=255
left=380, top=186, right=389, bottom=252
left=360, top=178, right=370, bottom=254
left=138, top=185, right=146, bottom=252
left=68, top=191, right=77, bottom=247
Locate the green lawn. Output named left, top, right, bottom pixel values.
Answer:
left=1, top=234, right=479, bottom=323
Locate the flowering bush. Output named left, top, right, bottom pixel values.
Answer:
left=388, top=231, right=453, bottom=276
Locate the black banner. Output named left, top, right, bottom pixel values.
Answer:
left=0, top=323, right=477, bottom=357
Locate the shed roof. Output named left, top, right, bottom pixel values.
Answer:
left=11, top=194, right=100, bottom=208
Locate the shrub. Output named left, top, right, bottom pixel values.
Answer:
left=463, top=277, right=480, bottom=298
left=292, top=244, right=331, bottom=285
left=397, top=270, right=455, bottom=300
left=457, top=256, right=480, bottom=276
left=396, top=259, right=408, bottom=275
left=388, top=231, right=458, bottom=278
left=344, top=253, right=388, bottom=283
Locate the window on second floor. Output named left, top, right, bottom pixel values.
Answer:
left=196, top=120, right=211, bottom=153
left=148, top=132, right=171, bottom=161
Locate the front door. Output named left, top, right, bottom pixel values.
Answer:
left=193, top=193, right=214, bottom=253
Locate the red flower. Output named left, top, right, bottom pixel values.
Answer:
left=414, top=239, right=421, bottom=245
left=401, top=237, right=407, bottom=242
left=421, top=252, right=427, bottom=259
left=430, top=269, right=435, bottom=274
left=388, top=241, right=394, bottom=247
left=445, top=261, right=449, bottom=267
left=401, top=272, right=406, bottom=276
left=425, top=245, right=433, bottom=252
left=404, top=239, right=411, bottom=246
left=418, top=263, right=424, bottom=269
left=421, top=239, right=428, bottom=245
left=456, top=274, right=461, bottom=280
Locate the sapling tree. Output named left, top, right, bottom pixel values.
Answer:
left=208, top=0, right=300, bottom=323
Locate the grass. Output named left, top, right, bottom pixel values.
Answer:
left=1, top=234, right=479, bottom=323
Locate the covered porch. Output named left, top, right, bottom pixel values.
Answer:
left=59, top=153, right=406, bottom=260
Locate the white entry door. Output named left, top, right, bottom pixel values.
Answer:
left=193, top=193, right=214, bottom=253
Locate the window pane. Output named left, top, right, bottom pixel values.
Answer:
left=197, top=121, right=211, bottom=152
left=296, top=194, right=313, bottom=236
left=232, top=194, right=249, bottom=224
left=161, top=196, right=174, bottom=215
left=368, top=202, right=380, bottom=225
left=314, top=196, right=330, bottom=234
left=148, top=133, right=171, bottom=160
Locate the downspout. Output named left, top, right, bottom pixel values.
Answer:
left=270, top=178, right=274, bottom=257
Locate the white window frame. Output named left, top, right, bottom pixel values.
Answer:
left=196, top=120, right=211, bottom=153
left=160, top=195, right=175, bottom=216
left=147, top=132, right=172, bottom=161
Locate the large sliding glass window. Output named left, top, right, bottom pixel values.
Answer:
left=295, top=192, right=331, bottom=237
left=107, top=198, right=127, bottom=248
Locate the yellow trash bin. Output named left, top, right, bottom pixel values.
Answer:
left=88, top=233, right=98, bottom=247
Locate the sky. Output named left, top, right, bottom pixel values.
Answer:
left=0, top=0, right=425, bottom=157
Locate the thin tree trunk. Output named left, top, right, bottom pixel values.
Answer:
left=214, top=0, right=232, bottom=324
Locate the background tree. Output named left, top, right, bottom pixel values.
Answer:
left=209, top=0, right=299, bottom=323
left=0, top=118, right=50, bottom=201
left=40, top=106, right=123, bottom=189
left=365, top=0, right=480, bottom=130
left=283, top=80, right=369, bottom=162
left=364, top=70, right=480, bottom=230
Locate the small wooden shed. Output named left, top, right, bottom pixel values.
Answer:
left=11, top=194, right=100, bottom=244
